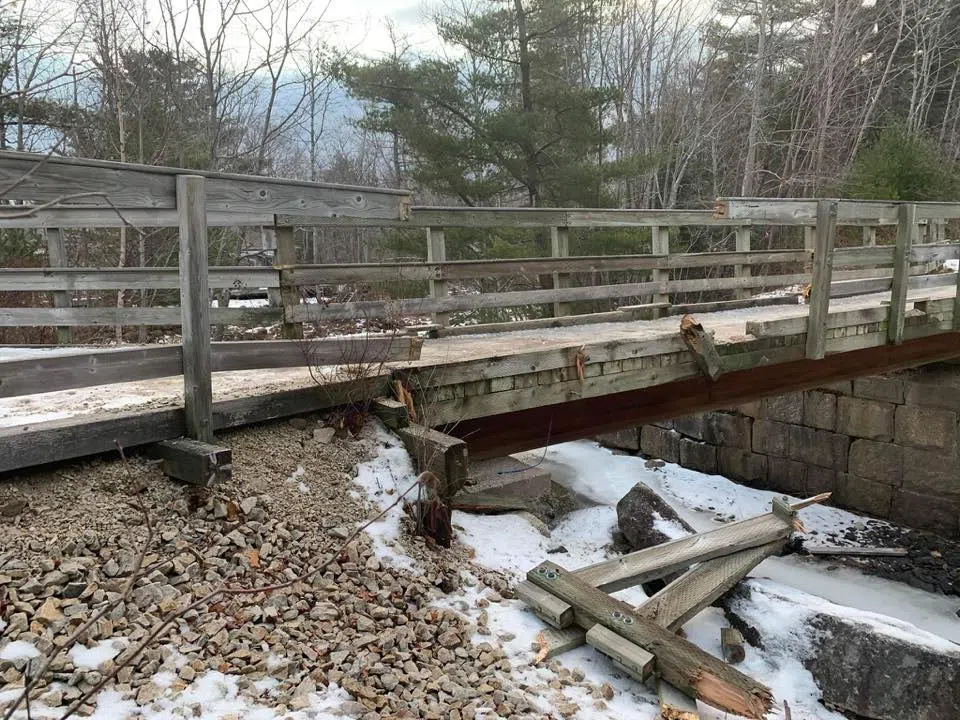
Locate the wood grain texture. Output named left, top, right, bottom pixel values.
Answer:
left=716, top=197, right=960, bottom=225
left=527, top=561, right=773, bottom=718
left=888, top=204, right=916, bottom=344
left=44, top=227, right=72, bottom=344
left=585, top=624, right=655, bottom=680
left=551, top=226, right=571, bottom=317
left=0, top=307, right=283, bottom=327
left=0, top=207, right=273, bottom=229
left=427, top=227, right=449, bottom=326
left=177, top=175, right=213, bottom=442
left=274, top=225, right=304, bottom=339
left=0, top=266, right=279, bottom=291
left=806, top=200, right=838, bottom=359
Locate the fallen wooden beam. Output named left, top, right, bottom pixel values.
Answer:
left=527, top=560, right=773, bottom=719
left=585, top=624, right=655, bottom=681
left=396, top=423, right=469, bottom=498
left=804, top=545, right=908, bottom=558
left=147, top=438, right=231, bottom=487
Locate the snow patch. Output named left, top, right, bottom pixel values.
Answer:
left=68, top=640, right=124, bottom=669
left=0, top=640, right=40, bottom=660
left=651, top=511, right=690, bottom=539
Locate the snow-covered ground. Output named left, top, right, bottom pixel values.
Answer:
left=355, top=429, right=960, bottom=720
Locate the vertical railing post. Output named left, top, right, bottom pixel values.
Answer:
left=177, top=175, right=213, bottom=443
left=651, top=225, right=670, bottom=313
left=274, top=222, right=304, bottom=340
left=862, top=226, right=876, bottom=246
left=45, top=227, right=72, bottom=345
left=551, top=225, right=570, bottom=317
left=427, top=227, right=449, bottom=326
left=805, top=200, right=838, bottom=360
left=734, top=226, right=751, bottom=300
left=888, top=203, right=917, bottom=345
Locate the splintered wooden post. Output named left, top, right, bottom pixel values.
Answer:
left=396, top=423, right=468, bottom=499
left=427, top=227, right=449, bottom=326
left=526, top=561, right=773, bottom=719
left=888, top=203, right=916, bottom=345
left=805, top=200, right=838, bottom=359
left=177, top=175, right=214, bottom=443
left=275, top=223, right=304, bottom=340
left=45, top=227, right=72, bottom=344
left=551, top=225, right=571, bottom=317
left=371, top=397, right=410, bottom=430
left=721, top=627, right=746, bottom=664
left=680, top=314, right=723, bottom=380
left=148, top=438, right=231, bottom=486
left=734, top=227, right=751, bottom=301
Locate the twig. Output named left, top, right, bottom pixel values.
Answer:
left=56, top=472, right=430, bottom=720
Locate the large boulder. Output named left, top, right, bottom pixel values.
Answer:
left=722, top=579, right=960, bottom=720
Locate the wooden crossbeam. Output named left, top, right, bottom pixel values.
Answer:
left=148, top=438, right=231, bottom=486
left=527, top=561, right=774, bottom=719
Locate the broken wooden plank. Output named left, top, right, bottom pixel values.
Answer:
left=721, top=627, right=746, bottom=664
left=659, top=677, right=701, bottom=720
left=527, top=560, right=774, bottom=719
left=680, top=315, right=723, bottom=380
left=370, top=397, right=410, bottom=430
left=585, top=624, right=656, bottom=681
left=148, top=438, right=231, bottom=487
left=396, top=423, right=469, bottom=498
left=449, top=492, right=534, bottom=513
left=804, top=545, right=908, bottom=558
left=533, top=626, right=593, bottom=663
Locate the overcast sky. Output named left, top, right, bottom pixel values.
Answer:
left=321, top=0, right=442, bottom=58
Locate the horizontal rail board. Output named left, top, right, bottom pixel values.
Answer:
left=0, top=267, right=280, bottom=291
left=0, top=150, right=409, bottom=218
left=716, top=198, right=960, bottom=225
left=829, top=271, right=957, bottom=299
left=0, top=208, right=275, bottom=229
left=0, top=337, right=421, bottom=397
left=0, top=306, right=282, bottom=326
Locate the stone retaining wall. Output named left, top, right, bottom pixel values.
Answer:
left=599, top=363, right=960, bottom=538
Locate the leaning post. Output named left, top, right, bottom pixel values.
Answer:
left=734, top=226, right=751, bottom=300
left=551, top=225, right=571, bottom=317
left=45, top=227, right=72, bottom=345
left=177, top=175, right=214, bottom=443
left=427, top=226, right=450, bottom=326
left=805, top=200, right=838, bottom=360
left=888, top=203, right=916, bottom=345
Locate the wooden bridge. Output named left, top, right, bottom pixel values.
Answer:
left=1, top=150, right=959, bottom=475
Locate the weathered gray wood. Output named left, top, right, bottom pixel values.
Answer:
left=527, top=561, right=773, bottom=718
left=888, top=204, right=916, bottom=345
left=585, top=624, right=656, bottom=681
left=0, top=207, right=273, bottom=229
left=618, top=302, right=671, bottom=320
left=0, top=149, right=410, bottom=218
left=274, top=224, right=304, bottom=339
left=954, top=260, right=960, bottom=333
left=652, top=226, right=670, bottom=309
left=0, top=266, right=279, bottom=291
left=0, top=306, right=283, bottom=327
left=515, top=509, right=793, bottom=627
left=0, top=374, right=390, bottom=473
left=747, top=306, right=890, bottom=338
left=213, top=336, right=423, bottom=372
left=551, top=226, right=570, bottom=317
left=396, top=423, right=468, bottom=498
left=405, top=207, right=734, bottom=228
left=427, top=227, right=449, bottom=326
left=438, top=310, right=629, bottom=336
left=663, top=295, right=800, bottom=316
left=679, top=315, right=723, bottom=380
left=177, top=175, right=213, bottom=442
left=734, top=227, right=751, bottom=300
left=44, top=227, right=72, bottom=344
left=371, top=397, right=410, bottom=429
left=148, top=438, right=231, bottom=486
left=862, top=226, right=876, bottom=247
left=806, top=200, right=838, bottom=359
left=829, top=270, right=957, bottom=299
left=533, top=626, right=592, bottom=661
left=804, top=545, right=908, bottom=557
left=716, top=197, right=960, bottom=225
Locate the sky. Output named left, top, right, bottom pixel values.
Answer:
left=324, top=0, right=441, bottom=57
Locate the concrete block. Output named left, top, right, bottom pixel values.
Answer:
left=818, top=380, right=852, bottom=395
left=835, top=473, right=893, bottom=518
left=679, top=438, right=717, bottom=474
left=836, top=397, right=895, bottom=441
left=901, top=448, right=959, bottom=497
left=904, top=381, right=960, bottom=411
left=891, top=489, right=960, bottom=537
left=848, top=440, right=903, bottom=484
left=787, top=426, right=849, bottom=470
left=803, top=391, right=837, bottom=431
left=752, top=419, right=790, bottom=458
left=596, top=428, right=640, bottom=452
left=703, top=412, right=752, bottom=449
left=766, top=456, right=806, bottom=494
left=640, top=425, right=680, bottom=464
left=894, top=405, right=957, bottom=453
left=806, top=466, right=838, bottom=496
left=466, top=454, right=552, bottom=501
left=718, top=447, right=768, bottom=485
left=758, top=392, right=804, bottom=424
left=853, top=376, right=905, bottom=404
left=672, top=414, right=705, bottom=440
